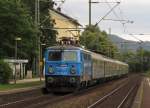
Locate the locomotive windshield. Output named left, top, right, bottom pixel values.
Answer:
left=63, top=51, right=77, bottom=61
left=48, top=51, right=77, bottom=61
left=48, top=51, right=61, bottom=61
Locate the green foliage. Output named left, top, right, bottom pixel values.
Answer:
left=143, top=70, right=150, bottom=77
left=0, top=0, right=38, bottom=59
left=0, top=0, right=57, bottom=74
left=0, top=81, right=44, bottom=91
left=80, top=25, right=150, bottom=73
left=22, top=0, right=57, bottom=47
left=121, top=51, right=139, bottom=72
left=121, top=49, right=150, bottom=73
left=0, top=60, right=12, bottom=84
left=80, top=25, right=118, bottom=58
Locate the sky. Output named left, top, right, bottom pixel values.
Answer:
left=55, top=0, right=150, bottom=41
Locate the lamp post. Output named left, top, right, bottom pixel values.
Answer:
left=15, top=37, right=21, bottom=59
left=89, top=0, right=92, bottom=26
left=14, top=37, right=21, bottom=84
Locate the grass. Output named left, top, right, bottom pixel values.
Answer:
left=143, top=71, right=150, bottom=77
left=0, top=81, right=44, bottom=91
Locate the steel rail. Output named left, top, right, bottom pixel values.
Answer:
left=88, top=76, right=140, bottom=108
left=117, top=85, right=137, bottom=108
left=28, top=78, right=129, bottom=108
left=0, top=95, right=52, bottom=108
left=87, top=80, right=129, bottom=108
left=0, top=77, right=130, bottom=108
left=117, top=79, right=141, bottom=108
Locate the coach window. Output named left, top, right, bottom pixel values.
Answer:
left=83, top=53, right=88, bottom=61
left=87, top=55, right=90, bottom=61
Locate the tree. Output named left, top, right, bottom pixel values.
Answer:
left=121, top=51, right=138, bottom=72
left=136, top=48, right=150, bottom=72
left=21, top=0, right=57, bottom=74
left=0, top=0, right=38, bottom=59
left=0, top=59, right=12, bottom=84
left=80, top=25, right=118, bottom=58
left=22, top=0, right=57, bottom=47
left=121, top=49, right=150, bottom=73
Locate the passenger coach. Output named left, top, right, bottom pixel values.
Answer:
left=44, top=45, right=128, bottom=92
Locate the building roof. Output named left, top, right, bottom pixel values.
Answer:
left=49, top=9, right=82, bottom=26
left=4, top=59, right=28, bottom=63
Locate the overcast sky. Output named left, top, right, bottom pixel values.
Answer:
left=57, top=0, right=150, bottom=41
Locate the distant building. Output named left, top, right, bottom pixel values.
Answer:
left=49, top=9, right=82, bottom=44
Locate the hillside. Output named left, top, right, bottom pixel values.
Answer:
left=108, top=34, right=150, bottom=52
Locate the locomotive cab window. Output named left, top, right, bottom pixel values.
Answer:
left=48, top=51, right=77, bottom=61
left=63, top=51, right=77, bottom=61
left=48, top=51, right=61, bottom=61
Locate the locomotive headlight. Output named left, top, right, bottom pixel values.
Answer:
left=48, top=66, right=53, bottom=74
left=70, top=65, right=76, bottom=74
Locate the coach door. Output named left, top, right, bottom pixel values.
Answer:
left=82, top=52, right=92, bottom=81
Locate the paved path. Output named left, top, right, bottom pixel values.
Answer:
left=10, top=78, right=45, bottom=84
left=132, top=78, right=143, bottom=108
left=0, top=78, right=45, bottom=95
left=141, top=77, right=150, bottom=108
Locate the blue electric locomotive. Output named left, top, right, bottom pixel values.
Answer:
left=44, top=45, right=128, bottom=92
left=44, top=46, right=89, bottom=92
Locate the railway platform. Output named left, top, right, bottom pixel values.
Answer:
left=9, top=77, right=45, bottom=84
left=132, top=77, right=150, bottom=108
left=141, top=77, right=150, bottom=108
left=0, top=78, right=44, bottom=95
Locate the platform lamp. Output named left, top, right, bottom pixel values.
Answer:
left=14, top=37, right=22, bottom=84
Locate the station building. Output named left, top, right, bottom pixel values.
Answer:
left=4, top=59, right=31, bottom=80
left=49, top=8, right=82, bottom=45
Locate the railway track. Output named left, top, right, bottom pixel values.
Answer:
left=0, top=75, right=140, bottom=108
left=29, top=77, right=132, bottom=108
left=0, top=94, right=57, bottom=108
left=87, top=76, right=141, bottom=108
left=0, top=87, right=43, bottom=105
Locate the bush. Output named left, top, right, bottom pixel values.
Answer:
left=0, top=59, right=12, bottom=84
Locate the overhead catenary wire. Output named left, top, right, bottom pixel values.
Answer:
left=57, top=0, right=66, bottom=8
left=105, top=0, right=121, bottom=21
left=105, top=0, right=133, bottom=34
left=94, top=1, right=121, bottom=27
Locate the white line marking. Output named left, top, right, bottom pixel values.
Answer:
left=146, top=78, right=150, bottom=87
left=117, top=86, right=135, bottom=108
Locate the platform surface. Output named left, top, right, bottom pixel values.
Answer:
left=141, top=77, right=150, bottom=108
